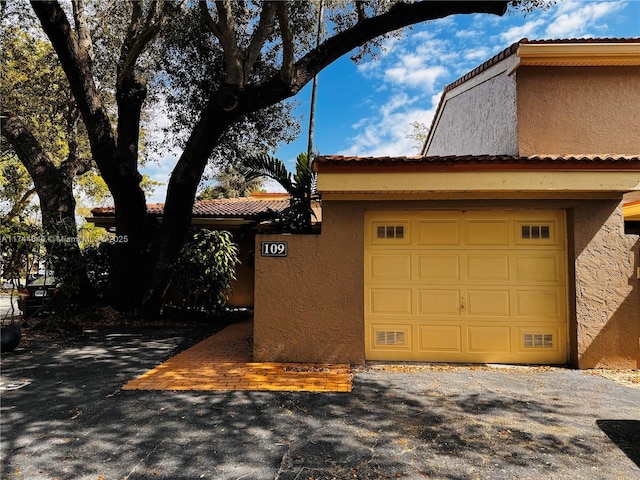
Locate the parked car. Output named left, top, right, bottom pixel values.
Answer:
left=17, top=275, right=59, bottom=317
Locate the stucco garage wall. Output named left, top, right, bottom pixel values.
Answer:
left=227, top=232, right=256, bottom=308
left=254, top=198, right=640, bottom=368
left=517, top=66, right=640, bottom=156
left=572, top=200, right=640, bottom=369
left=426, top=69, right=518, bottom=156
left=254, top=201, right=365, bottom=363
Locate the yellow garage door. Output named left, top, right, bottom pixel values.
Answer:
left=365, top=210, right=568, bottom=364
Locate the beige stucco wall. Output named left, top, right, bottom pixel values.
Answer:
left=253, top=201, right=365, bottom=363
left=426, top=67, right=518, bottom=156
left=572, top=200, right=640, bottom=369
left=517, top=66, right=640, bottom=156
left=226, top=232, right=256, bottom=308
left=254, top=198, right=640, bottom=368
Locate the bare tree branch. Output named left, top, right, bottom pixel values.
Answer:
left=118, top=1, right=174, bottom=85
left=355, top=0, right=367, bottom=22
left=199, top=0, right=223, bottom=39
left=1, top=110, right=89, bottom=184
left=199, top=0, right=244, bottom=84
left=119, top=1, right=144, bottom=77
left=30, top=1, right=117, bottom=180
left=5, top=187, right=37, bottom=221
left=244, top=1, right=278, bottom=82
left=276, top=2, right=294, bottom=84
left=1, top=110, right=60, bottom=184
left=71, top=0, right=95, bottom=67
left=144, top=0, right=161, bottom=30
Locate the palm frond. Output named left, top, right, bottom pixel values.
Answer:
left=242, top=152, right=317, bottom=233
left=243, top=154, right=294, bottom=193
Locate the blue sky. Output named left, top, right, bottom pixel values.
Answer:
left=143, top=0, right=640, bottom=201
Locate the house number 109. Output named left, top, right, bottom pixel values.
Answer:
left=261, top=241, right=288, bottom=257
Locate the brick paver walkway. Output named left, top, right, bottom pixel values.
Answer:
left=122, top=319, right=352, bottom=392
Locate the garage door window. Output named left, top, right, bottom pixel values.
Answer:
left=521, top=224, right=550, bottom=240
left=376, top=225, right=404, bottom=239
left=372, top=222, right=410, bottom=245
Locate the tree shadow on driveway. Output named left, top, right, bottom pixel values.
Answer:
left=597, top=420, right=640, bottom=468
left=2, top=331, right=639, bottom=479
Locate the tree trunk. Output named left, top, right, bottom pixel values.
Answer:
left=1, top=111, right=93, bottom=302
left=107, top=77, right=155, bottom=312
left=30, top=1, right=153, bottom=312
left=142, top=100, right=239, bottom=313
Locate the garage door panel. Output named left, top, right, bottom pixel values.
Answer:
left=417, top=220, right=460, bottom=245
left=466, top=220, right=509, bottom=245
left=369, top=288, right=412, bottom=315
left=516, top=289, right=562, bottom=318
left=466, top=289, right=510, bottom=317
left=468, top=326, right=511, bottom=352
left=466, top=254, right=509, bottom=282
left=368, top=253, right=412, bottom=282
left=418, top=289, right=461, bottom=316
left=419, top=325, right=462, bottom=352
left=365, top=210, right=568, bottom=364
left=417, top=254, right=460, bottom=281
left=515, top=254, right=562, bottom=283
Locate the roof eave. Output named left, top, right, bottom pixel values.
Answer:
left=514, top=42, right=640, bottom=69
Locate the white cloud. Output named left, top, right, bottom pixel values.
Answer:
left=356, top=58, right=382, bottom=77
left=455, top=29, right=481, bottom=39
left=384, top=64, right=448, bottom=91
left=414, top=38, right=458, bottom=63
left=358, top=35, right=453, bottom=93
left=339, top=93, right=440, bottom=157
left=545, top=1, right=625, bottom=38
left=378, top=92, right=419, bottom=117
left=464, top=46, right=493, bottom=62
left=500, top=18, right=546, bottom=44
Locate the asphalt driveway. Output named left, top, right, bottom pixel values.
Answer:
left=1, top=325, right=639, bottom=480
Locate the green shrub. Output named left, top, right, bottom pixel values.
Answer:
left=171, top=230, right=239, bottom=313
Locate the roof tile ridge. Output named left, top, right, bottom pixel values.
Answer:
left=443, top=39, right=523, bottom=94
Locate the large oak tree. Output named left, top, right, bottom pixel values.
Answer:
left=26, top=0, right=515, bottom=313
left=1, top=26, right=93, bottom=296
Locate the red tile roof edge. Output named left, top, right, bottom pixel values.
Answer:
left=91, top=197, right=290, bottom=217
left=444, top=37, right=640, bottom=94
left=313, top=155, right=640, bottom=172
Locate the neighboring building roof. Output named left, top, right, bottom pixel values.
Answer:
left=88, top=193, right=323, bottom=228
left=164, top=197, right=289, bottom=219
left=87, top=194, right=292, bottom=230
left=314, top=155, right=640, bottom=172
left=90, top=195, right=290, bottom=219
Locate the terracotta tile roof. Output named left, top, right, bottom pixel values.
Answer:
left=314, top=155, right=640, bottom=172
left=91, top=197, right=290, bottom=218
left=444, top=37, right=640, bottom=94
